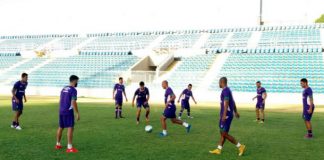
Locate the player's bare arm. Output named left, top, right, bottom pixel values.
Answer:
left=263, top=92, right=267, bottom=104
left=24, top=94, right=27, bottom=103
left=222, top=100, right=229, bottom=122
left=167, top=94, right=176, bottom=107
left=146, top=94, right=150, bottom=103
left=72, top=100, right=80, bottom=121
left=191, top=95, right=197, bottom=104
left=132, top=93, right=136, bottom=107
left=112, top=89, right=116, bottom=100
left=308, top=96, right=314, bottom=114
left=177, top=93, right=183, bottom=103
left=123, top=91, right=128, bottom=102
left=12, top=87, right=19, bottom=104
left=233, top=102, right=240, bottom=119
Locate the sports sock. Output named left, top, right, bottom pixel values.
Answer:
left=56, top=142, right=61, bottom=146
left=182, top=122, right=189, bottom=127
left=67, top=144, right=73, bottom=149
left=162, top=130, right=167, bottom=135
left=179, top=111, right=183, bottom=117
left=236, top=142, right=241, bottom=148
left=261, top=119, right=265, bottom=122
left=115, top=107, right=118, bottom=118
left=217, top=145, right=223, bottom=150
left=257, top=118, right=260, bottom=120
left=308, top=130, right=313, bottom=135
left=12, top=121, right=16, bottom=126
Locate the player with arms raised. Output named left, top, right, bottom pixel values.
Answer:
left=209, top=77, right=246, bottom=156
left=113, top=77, right=128, bottom=119
left=300, top=78, right=315, bottom=139
left=160, top=80, right=191, bottom=137
left=132, top=81, right=150, bottom=125
left=11, top=73, right=28, bottom=130
left=177, top=84, right=197, bottom=119
left=55, top=75, right=80, bottom=153
left=252, top=81, right=267, bottom=123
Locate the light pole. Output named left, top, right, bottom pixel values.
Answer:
left=259, top=0, right=264, bottom=25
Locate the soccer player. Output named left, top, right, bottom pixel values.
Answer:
left=11, top=73, right=28, bottom=130
left=177, top=84, right=197, bottom=119
left=159, top=80, right=191, bottom=137
left=209, top=77, right=246, bottom=156
left=252, top=81, right=267, bottom=123
left=300, top=78, right=315, bottom=139
left=132, top=81, right=150, bottom=125
left=55, top=75, right=80, bottom=153
left=113, top=77, right=128, bottom=119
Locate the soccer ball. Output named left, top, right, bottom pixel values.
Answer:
left=145, top=125, right=153, bottom=133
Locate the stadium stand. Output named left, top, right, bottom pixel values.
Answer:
left=27, top=54, right=139, bottom=88
left=81, top=34, right=159, bottom=51
left=209, top=48, right=324, bottom=93
left=0, top=24, right=323, bottom=93
left=166, top=54, right=218, bottom=89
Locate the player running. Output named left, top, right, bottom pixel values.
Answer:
left=132, top=81, right=150, bottom=125
left=55, top=75, right=80, bottom=153
left=300, top=78, right=315, bottom=139
left=11, top=73, right=28, bottom=130
left=209, top=77, right=246, bottom=156
left=159, top=80, right=191, bottom=137
left=113, top=77, right=128, bottom=119
left=177, top=84, right=197, bottom=119
left=252, top=81, right=267, bottom=123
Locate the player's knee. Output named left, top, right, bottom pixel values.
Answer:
left=220, top=131, right=228, bottom=137
left=171, top=119, right=178, bottom=123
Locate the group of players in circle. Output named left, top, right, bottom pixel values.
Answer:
left=10, top=73, right=314, bottom=156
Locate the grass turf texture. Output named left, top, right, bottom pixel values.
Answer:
left=0, top=96, right=323, bottom=160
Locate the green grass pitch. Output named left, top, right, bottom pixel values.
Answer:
left=0, top=96, right=323, bottom=160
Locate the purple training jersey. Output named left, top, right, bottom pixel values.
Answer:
left=220, top=87, right=236, bottom=118
left=114, top=83, right=125, bottom=99
left=256, top=87, right=266, bottom=104
left=181, top=89, right=192, bottom=102
left=59, top=86, right=77, bottom=115
left=302, top=87, right=314, bottom=112
left=13, top=81, right=28, bottom=100
left=164, top=87, right=175, bottom=105
left=134, top=87, right=149, bottom=103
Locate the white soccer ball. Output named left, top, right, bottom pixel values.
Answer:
left=145, top=125, right=153, bottom=133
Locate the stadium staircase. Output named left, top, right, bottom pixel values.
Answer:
left=247, top=31, right=261, bottom=49
left=221, top=32, right=233, bottom=49
left=320, top=28, right=324, bottom=48
left=200, top=52, right=230, bottom=90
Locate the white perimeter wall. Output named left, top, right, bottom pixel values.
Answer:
left=1, top=85, right=324, bottom=107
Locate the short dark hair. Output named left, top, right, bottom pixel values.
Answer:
left=219, top=77, right=227, bottom=84
left=256, top=81, right=261, bottom=84
left=139, top=81, right=145, bottom=86
left=119, top=77, right=123, bottom=80
left=70, top=75, right=79, bottom=82
left=301, top=78, right=308, bottom=83
left=21, top=73, right=28, bottom=78
left=188, top=84, right=192, bottom=87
